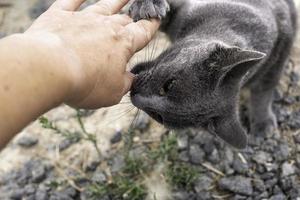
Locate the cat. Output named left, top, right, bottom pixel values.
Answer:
left=129, top=0, right=297, bottom=149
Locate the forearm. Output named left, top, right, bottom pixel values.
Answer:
left=0, top=34, right=73, bottom=148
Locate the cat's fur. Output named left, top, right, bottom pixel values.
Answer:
left=129, top=0, right=297, bottom=149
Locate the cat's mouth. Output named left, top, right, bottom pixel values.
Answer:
left=145, top=110, right=164, bottom=124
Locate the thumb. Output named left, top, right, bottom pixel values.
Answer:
left=122, top=72, right=135, bottom=95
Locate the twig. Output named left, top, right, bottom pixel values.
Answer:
left=76, top=110, right=102, bottom=158
left=238, top=153, right=247, bottom=164
left=212, top=194, right=232, bottom=199
left=201, top=163, right=225, bottom=177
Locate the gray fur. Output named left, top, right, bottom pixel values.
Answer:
left=129, top=0, right=297, bottom=149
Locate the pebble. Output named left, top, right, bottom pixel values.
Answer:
left=232, top=158, right=249, bottom=174
left=110, top=131, right=122, bottom=144
left=133, top=111, right=150, bottom=131
left=269, top=194, right=286, bottom=200
left=59, top=138, right=80, bottom=152
left=219, top=176, right=253, bottom=196
left=110, top=154, right=125, bottom=173
left=281, top=162, right=296, bottom=177
left=252, top=151, right=271, bottom=164
left=194, top=175, right=213, bottom=192
left=275, top=143, right=290, bottom=161
left=177, top=134, right=189, bottom=150
left=35, top=188, right=48, bottom=200
left=189, top=144, right=205, bottom=165
left=92, top=172, right=107, bottom=184
left=17, top=136, right=38, bottom=148
left=178, top=151, right=190, bottom=162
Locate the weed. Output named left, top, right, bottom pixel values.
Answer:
left=166, top=162, right=199, bottom=190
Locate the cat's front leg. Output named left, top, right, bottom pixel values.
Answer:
left=250, top=87, right=278, bottom=137
left=129, top=0, right=170, bottom=22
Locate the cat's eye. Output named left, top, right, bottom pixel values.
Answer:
left=159, top=79, right=176, bottom=96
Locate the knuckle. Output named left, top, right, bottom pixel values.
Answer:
left=138, top=22, right=151, bottom=41
left=96, top=2, right=112, bottom=15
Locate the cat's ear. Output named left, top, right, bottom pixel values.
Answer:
left=207, top=43, right=266, bottom=86
left=208, top=115, right=248, bottom=149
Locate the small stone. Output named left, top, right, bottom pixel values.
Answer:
left=173, top=191, right=199, bottom=200
left=287, top=111, right=300, bottom=130
left=189, top=144, right=205, bottom=165
left=92, top=172, right=107, bottom=184
left=264, top=163, right=278, bottom=172
left=233, top=195, right=247, bottom=200
left=35, top=189, right=48, bottom=200
left=61, top=187, right=77, bottom=198
left=265, top=178, right=278, bottom=190
left=195, top=191, right=212, bottom=200
left=279, top=176, right=295, bottom=192
left=10, top=189, right=24, bottom=200
left=253, top=151, right=271, bottom=164
left=281, top=162, right=296, bottom=177
left=269, top=194, right=286, bottom=200
left=253, top=179, right=266, bottom=193
left=59, top=137, right=80, bottom=151
left=207, top=149, right=220, bottom=164
left=32, top=165, right=46, bottom=183
left=255, top=192, right=268, bottom=200
left=219, top=176, right=253, bottom=196
left=273, top=185, right=283, bottom=195
left=293, top=131, right=300, bottom=143
left=133, top=111, right=150, bottom=131
left=49, top=192, right=73, bottom=200
left=274, top=143, right=290, bottom=161
left=177, top=134, right=189, bottom=150
left=24, top=184, right=36, bottom=195
left=194, top=175, right=213, bottom=192
left=17, top=136, right=38, bottom=148
left=291, top=71, right=300, bottom=84
left=192, top=132, right=213, bottom=146
left=178, top=151, right=189, bottom=162
left=232, top=159, right=249, bottom=174
left=224, top=148, right=234, bottom=164
left=110, top=154, right=125, bottom=173
left=110, top=131, right=122, bottom=144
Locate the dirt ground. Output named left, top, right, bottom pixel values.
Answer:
left=0, top=1, right=299, bottom=200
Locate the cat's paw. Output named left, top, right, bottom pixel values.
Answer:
left=250, top=113, right=278, bottom=138
left=129, top=0, right=170, bottom=22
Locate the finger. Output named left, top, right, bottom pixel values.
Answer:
left=109, top=14, right=133, bottom=26
left=83, top=0, right=129, bottom=15
left=51, top=0, right=86, bottom=11
left=123, top=19, right=160, bottom=54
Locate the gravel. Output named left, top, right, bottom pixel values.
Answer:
left=219, top=176, right=253, bottom=196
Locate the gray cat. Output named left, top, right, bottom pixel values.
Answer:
left=129, top=0, right=297, bottom=149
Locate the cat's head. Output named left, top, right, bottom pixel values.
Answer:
left=130, top=40, right=265, bottom=149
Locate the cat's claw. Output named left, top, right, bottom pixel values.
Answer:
left=129, top=0, right=170, bottom=22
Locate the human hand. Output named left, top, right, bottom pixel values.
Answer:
left=24, top=0, right=159, bottom=109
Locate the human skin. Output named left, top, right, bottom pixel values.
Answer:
left=0, top=0, right=159, bottom=149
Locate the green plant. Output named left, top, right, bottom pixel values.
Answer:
left=88, top=177, right=147, bottom=200
left=39, top=109, right=101, bottom=157
left=148, top=133, right=178, bottom=161
left=40, top=110, right=200, bottom=199
left=166, top=162, right=199, bottom=190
